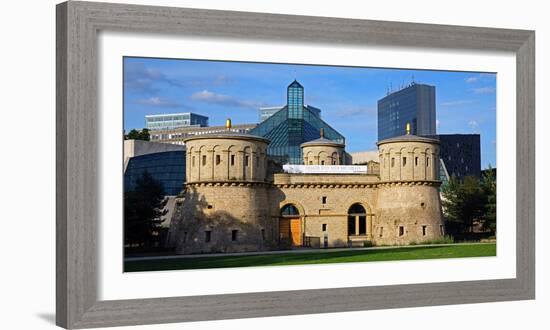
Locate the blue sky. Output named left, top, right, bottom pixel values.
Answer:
left=123, top=57, right=497, bottom=169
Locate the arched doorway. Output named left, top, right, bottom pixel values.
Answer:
left=280, top=204, right=301, bottom=247
left=348, top=203, right=367, bottom=237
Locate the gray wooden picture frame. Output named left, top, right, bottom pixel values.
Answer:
left=56, top=1, right=535, bottom=328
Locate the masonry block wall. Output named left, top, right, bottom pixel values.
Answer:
left=167, top=132, right=444, bottom=254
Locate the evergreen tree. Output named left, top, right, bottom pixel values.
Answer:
left=125, top=128, right=150, bottom=141
left=124, top=171, right=168, bottom=247
left=481, top=166, right=497, bottom=234
left=441, top=175, right=486, bottom=234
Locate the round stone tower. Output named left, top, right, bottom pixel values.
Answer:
left=374, top=132, right=444, bottom=245
left=168, top=120, right=274, bottom=254
left=301, top=128, right=346, bottom=165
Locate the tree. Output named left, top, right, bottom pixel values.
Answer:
left=441, top=175, right=486, bottom=234
left=481, top=166, right=497, bottom=234
left=125, top=128, right=150, bottom=141
left=124, top=171, right=168, bottom=247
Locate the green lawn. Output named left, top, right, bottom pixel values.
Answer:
left=124, top=243, right=496, bottom=272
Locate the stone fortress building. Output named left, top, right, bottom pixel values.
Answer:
left=167, top=118, right=445, bottom=254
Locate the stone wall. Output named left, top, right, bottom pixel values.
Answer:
left=374, top=183, right=444, bottom=245
left=166, top=133, right=445, bottom=254
left=185, top=135, right=269, bottom=183
left=270, top=180, right=378, bottom=248
left=374, top=136, right=443, bottom=245
left=378, top=137, right=440, bottom=181
left=168, top=183, right=276, bottom=254
left=302, top=144, right=345, bottom=165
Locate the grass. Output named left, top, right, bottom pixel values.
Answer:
left=409, top=235, right=455, bottom=245
left=124, top=243, right=496, bottom=272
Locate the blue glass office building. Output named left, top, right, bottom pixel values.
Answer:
left=124, top=151, right=186, bottom=196
left=377, top=83, right=436, bottom=141
left=428, top=134, right=481, bottom=182
left=250, top=80, right=345, bottom=164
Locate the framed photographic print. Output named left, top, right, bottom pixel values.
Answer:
left=56, top=1, right=535, bottom=328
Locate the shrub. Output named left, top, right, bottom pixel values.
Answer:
left=421, top=235, right=455, bottom=245
left=363, top=240, right=374, bottom=247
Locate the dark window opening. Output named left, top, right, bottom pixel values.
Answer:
left=205, top=230, right=211, bottom=243
left=415, top=157, right=418, bottom=166
left=281, top=204, right=300, bottom=216
left=232, top=230, right=238, bottom=241
left=402, top=157, right=407, bottom=166
left=322, top=224, right=327, bottom=232
left=231, top=155, right=235, bottom=166
left=245, top=155, right=249, bottom=167
left=398, top=226, right=405, bottom=236
left=422, top=225, right=427, bottom=236
left=215, top=155, right=221, bottom=165
left=207, top=204, right=213, bottom=209
left=359, top=217, right=366, bottom=235
left=322, top=196, right=327, bottom=204
left=348, top=203, right=367, bottom=236
left=261, top=229, right=265, bottom=240
left=391, top=157, right=395, bottom=167
left=202, top=155, right=206, bottom=166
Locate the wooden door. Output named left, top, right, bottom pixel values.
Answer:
left=290, top=218, right=301, bottom=246
left=279, top=218, right=290, bottom=240
left=279, top=217, right=301, bottom=247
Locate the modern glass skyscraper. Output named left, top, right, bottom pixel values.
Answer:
left=250, top=80, right=345, bottom=165
left=377, top=83, right=436, bottom=141
left=427, top=134, right=481, bottom=183
left=145, top=112, right=209, bottom=131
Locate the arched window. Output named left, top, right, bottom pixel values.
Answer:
left=348, top=203, right=366, bottom=214
left=348, top=203, right=367, bottom=236
left=280, top=204, right=300, bottom=217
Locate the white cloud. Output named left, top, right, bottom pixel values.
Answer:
left=440, top=100, right=473, bottom=107
left=190, top=90, right=264, bottom=108
left=468, top=120, right=479, bottom=132
left=124, top=63, right=182, bottom=94
left=465, top=73, right=495, bottom=84
left=335, top=106, right=376, bottom=117
left=135, top=97, right=183, bottom=108
left=473, top=86, right=496, bottom=94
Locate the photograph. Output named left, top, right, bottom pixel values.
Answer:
left=122, top=57, right=497, bottom=272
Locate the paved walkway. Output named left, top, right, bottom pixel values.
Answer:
left=125, top=242, right=494, bottom=262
